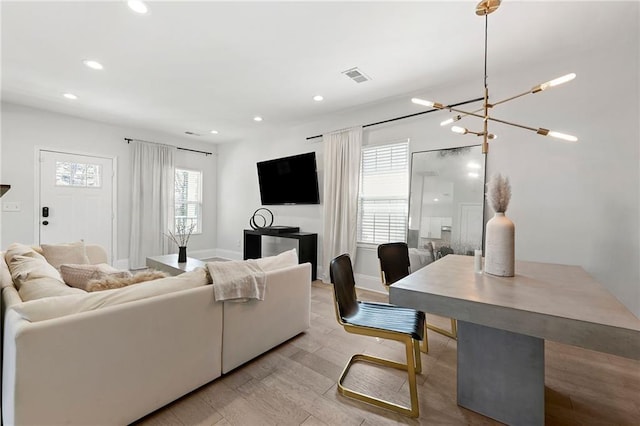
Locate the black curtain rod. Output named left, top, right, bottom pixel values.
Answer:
left=124, top=138, right=213, bottom=156
left=305, top=97, right=484, bottom=141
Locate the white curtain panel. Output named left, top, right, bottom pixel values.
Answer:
left=322, top=126, right=363, bottom=278
left=129, top=141, right=176, bottom=269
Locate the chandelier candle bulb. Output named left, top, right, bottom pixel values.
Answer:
left=533, top=73, right=577, bottom=93
left=411, top=98, right=434, bottom=107
left=548, top=131, right=578, bottom=142
left=544, top=73, right=577, bottom=89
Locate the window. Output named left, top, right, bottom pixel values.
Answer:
left=175, top=168, right=202, bottom=234
left=55, top=161, right=102, bottom=187
left=358, top=140, right=410, bottom=244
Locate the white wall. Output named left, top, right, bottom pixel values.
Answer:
left=216, top=8, right=640, bottom=317
left=1, top=5, right=636, bottom=317
left=0, top=103, right=218, bottom=265
left=215, top=126, right=324, bottom=260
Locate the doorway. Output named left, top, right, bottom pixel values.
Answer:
left=38, top=150, right=115, bottom=262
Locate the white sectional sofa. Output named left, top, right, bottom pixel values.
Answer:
left=1, top=243, right=311, bottom=425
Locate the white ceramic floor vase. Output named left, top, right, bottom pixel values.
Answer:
left=484, top=212, right=515, bottom=277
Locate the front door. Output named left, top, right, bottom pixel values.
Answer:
left=39, top=150, right=114, bottom=262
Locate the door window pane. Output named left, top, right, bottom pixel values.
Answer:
left=55, top=161, right=102, bottom=188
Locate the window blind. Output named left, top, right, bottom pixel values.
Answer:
left=358, top=141, right=409, bottom=244
left=175, top=168, right=202, bottom=233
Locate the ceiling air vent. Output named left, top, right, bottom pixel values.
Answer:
left=342, top=67, right=371, bottom=83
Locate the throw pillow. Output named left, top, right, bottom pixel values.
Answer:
left=60, top=263, right=132, bottom=290
left=4, top=242, right=48, bottom=264
left=41, top=241, right=90, bottom=270
left=7, top=254, right=63, bottom=290
left=255, top=248, right=298, bottom=272
left=85, top=270, right=168, bottom=292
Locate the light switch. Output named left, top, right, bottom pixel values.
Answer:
left=2, top=202, right=21, bottom=212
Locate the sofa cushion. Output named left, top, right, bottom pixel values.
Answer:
left=60, top=263, right=132, bottom=290
left=11, top=267, right=210, bottom=322
left=4, top=242, right=49, bottom=271
left=256, top=249, right=298, bottom=272
left=41, top=241, right=90, bottom=269
left=85, top=270, right=167, bottom=292
left=19, top=276, right=86, bottom=301
left=6, top=254, right=63, bottom=290
left=4, top=242, right=46, bottom=260
left=0, top=252, right=14, bottom=289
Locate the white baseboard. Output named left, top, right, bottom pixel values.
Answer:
left=213, top=248, right=242, bottom=261
left=321, top=272, right=386, bottom=294
left=116, top=248, right=230, bottom=271
left=114, top=258, right=129, bottom=270
left=188, top=248, right=219, bottom=260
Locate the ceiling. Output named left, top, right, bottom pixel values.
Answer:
left=1, top=1, right=633, bottom=144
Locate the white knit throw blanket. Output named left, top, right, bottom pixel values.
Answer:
left=206, top=260, right=266, bottom=301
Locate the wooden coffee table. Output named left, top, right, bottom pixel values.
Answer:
left=146, top=254, right=206, bottom=276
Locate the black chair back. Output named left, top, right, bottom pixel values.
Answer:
left=438, top=246, right=454, bottom=257
left=329, top=254, right=359, bottom=319
left=378, top=242, right=411, bottom=285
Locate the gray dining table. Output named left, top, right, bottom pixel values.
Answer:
left=389, top=254, right=640, bottom=425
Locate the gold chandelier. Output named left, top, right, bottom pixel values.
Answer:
left=411, top=0, right=577, bottom=154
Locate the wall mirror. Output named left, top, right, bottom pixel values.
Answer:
left=407, top=145, right=486, bottom=268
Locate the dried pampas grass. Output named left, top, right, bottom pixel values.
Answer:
left=486, top=173, right=511, bottom=213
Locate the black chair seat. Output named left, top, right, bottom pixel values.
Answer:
left=343, top=301, right=425, bottom=340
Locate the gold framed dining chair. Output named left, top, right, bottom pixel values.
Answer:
left=377, top=242, right=458, bottom=353
left=329, top=253, right=425, bottom=418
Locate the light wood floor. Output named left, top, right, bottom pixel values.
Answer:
left=134, top=281, right=640, bottom=425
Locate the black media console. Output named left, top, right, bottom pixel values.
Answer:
left=243, top=228, right=318, bottom=280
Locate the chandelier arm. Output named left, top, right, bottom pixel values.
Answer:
left=485, top=116, right=539, bottom=133
left=444, top=106, right=486, bottom=120
left=489, top=89, right=534, bottom=108
left=443, top=107, right=485, bottom=124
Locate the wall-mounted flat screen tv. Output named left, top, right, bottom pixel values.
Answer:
left=257, top=152, right=320, bottom=205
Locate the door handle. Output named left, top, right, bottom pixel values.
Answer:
left=42, top=206, right=49, bottom=217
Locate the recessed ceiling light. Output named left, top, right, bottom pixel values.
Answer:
left=254, top=116, right=263, bottom=122
left=434, top=198, right=439, bottom=202
left=467, top=162, right=481, bottom=169
left=313, top=95, right=324, bottom=102
left=127, top=1, right=148, bottom=14
left=210, top=130, right=219, bottom=134
left=63, top=93, right=78, bottom=100
left=82, top=60, right=103, bottom=70
left=468, top=172, right=480, bottom=178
